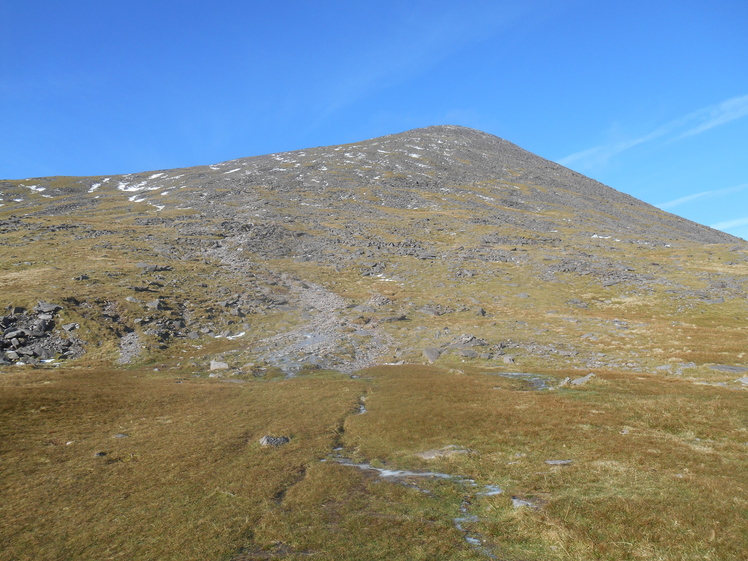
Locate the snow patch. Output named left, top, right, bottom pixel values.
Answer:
left=149, top=173, right=164, bottom=179
left=88, top=183, right=101, bottom=193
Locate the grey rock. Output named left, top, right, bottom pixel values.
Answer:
left=545, top=459, right=573, bottom=465
left=735, top=376, right=748, bottom=385
left=570, top=373, right=596, bottom=386
left=35, top=302, right=62, bottom=314
left=379, top=315, right=406, bottom=322
left=146, top=299, right=163, bottom=310
left=516, top=292, right=530, bottom=298
left=62, top=323, right=79, bottom=331
left=259, top=435, right=290, bottom=447
left=709, top=364, right=748, bottom=373
left=456, top=349, right=478, bottom=358
left=31, top=345, right=55, bottom=360
left=502, top=356, right=515, bottom=364
left=423, top=347, right=442, bottom=363
left=210, top=360, right=229, bottom=370
left=419, top=307, right=442, bottom=316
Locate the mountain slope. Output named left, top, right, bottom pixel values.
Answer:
left=2, top=126, right=748, bottom=560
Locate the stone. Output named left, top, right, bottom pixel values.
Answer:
left=210, top=360, right=229, bottom=370
left=62, top=323, right=79, bottom=331
left=503, top=356, right=515, bottom=364
left=456, top=349, right=478, bottom=358
left=146, top=299, right=163, bottom=310
left=423, top=347, right=442, bottom=363
left=259, top=435, right=290, bottom=447
left=570, top=373, right=596, bottom=386
left=709, top=364, right=748, bottom=373
left=516, top=292, right=530, bottom=298
left=31, top=345, right=55, bottom=360
left=379, top=315, right=407, bottom=322
left=557, top=377, right=570, bottom=388
left=735, top=377, right=748, bottom=385
left=419, top=307, right=441, bottom=316
left=35, top=302, right=62, bottom=314
left=545, top=459, right=573, bottom=465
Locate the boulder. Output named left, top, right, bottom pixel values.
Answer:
left=423, top=347, right=442, bottom=363
left=259, top=435, right=290, bottom=447
left=35, top=302, right=62, bottom=314
left=210, top=360, right=229, bottom=370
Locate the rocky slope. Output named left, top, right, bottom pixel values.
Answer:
left=0, top=126, right=746, bottom=378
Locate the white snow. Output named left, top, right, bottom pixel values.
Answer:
left=88, top=183, right=101, bottom=193
left=224, top=168, right=241, bottom=174
left=149, top=173, right=164, bottom=179
left=118, top=181, right=149, bottom=192
left=24, top=184, right=46, bottom=192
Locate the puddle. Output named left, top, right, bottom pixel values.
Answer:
left=489, top=371, right=554, bottom=390
left=328, top=454, right=501, bottom=557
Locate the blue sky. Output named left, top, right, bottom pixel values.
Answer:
left=2, top=0, right=747, bottom=238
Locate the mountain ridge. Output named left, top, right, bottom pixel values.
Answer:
left=1, top=125, right=739, bottom=245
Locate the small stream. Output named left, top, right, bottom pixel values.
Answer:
left=326, top=454, right=501, bottom=558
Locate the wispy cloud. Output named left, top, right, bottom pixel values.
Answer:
left=558, top=94, right=748, bottom=170
left=657, top=183, right=748, bottom=209
left=710, top=216, right=748, bottom=231
left=676, top=95, right=748, bottom=140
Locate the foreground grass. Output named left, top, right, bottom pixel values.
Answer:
left=4, top=364, right=744, bottom=560
left=0, top=367, right=364, bottom=560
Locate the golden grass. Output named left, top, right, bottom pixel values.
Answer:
left=0, top=368, right=364, bottom=561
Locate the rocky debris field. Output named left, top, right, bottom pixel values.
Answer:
left=1, top=302, right=84, bottom=365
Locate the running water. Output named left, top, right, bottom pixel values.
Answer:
left=326, top=454, right=501, bottom=557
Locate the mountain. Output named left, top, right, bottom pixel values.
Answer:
left=2, top=126, right=747, bottom=561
